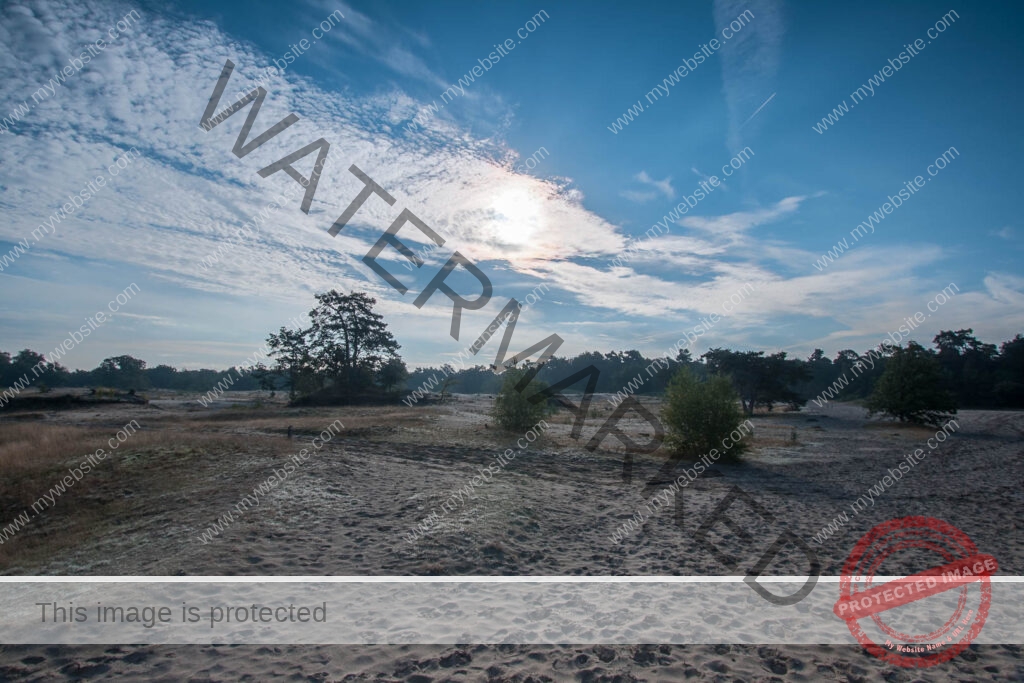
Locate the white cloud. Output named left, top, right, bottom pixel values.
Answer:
left=635, top=170, right=674, bottom=199
left=0, top=0, right=630, bottom=294
left=0, top=0, right=632, bottom=365
left=792, top=272, right=1024, bottom=357
left=621, top=171, right=674, bottom=204
left=680, top=195, right=806, bottom=235
left=304, top=1, right=448, bottom=89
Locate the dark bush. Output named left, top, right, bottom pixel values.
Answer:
left=662, top=366, right=748, bottom=461
left=867, top=342, right=957, bottom=426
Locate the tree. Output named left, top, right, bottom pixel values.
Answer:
left=437, top=363, right=458, bottom=401
left=267, top=326, right=317, bottom=399
left=0, top=350, right=11, bottom=386
left=378, top=357, right=408, bottom=393
left=97, top=355, right=148, bottom=389
left=702, top=349, right=807, bottom=415
left=702, top=349, right=763, bottom=415
left=754, top=352, right=809, bottom=411
left=995, top=335, right=1024, bottom=407
left=147, top=364, right=179, bottom=389
left=266, top=291, right=404, bottom=401
left=934, top=329, right=981, bottom=356
left=250, top=362, right=281, bottom=395
left=308, top=291, right=401, bottom=394
left=797, top=348, right=837, bottom=399
left=491, top=367, right=551, bottom=432
left=9, top=350, right=49, bottom=384
left=2, top=349, right=66, bottom=388
left=933, top=329, right=998, bottom=407
left=866, top=342, right=957, bottom=425
left=661, top=366, right=748, bottom=461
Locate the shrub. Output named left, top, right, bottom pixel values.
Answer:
left=662, top=366, right=748, bottom=461
left=866, top=342, right=957, bottom=426
left=491, top=367, right=551, bottom=432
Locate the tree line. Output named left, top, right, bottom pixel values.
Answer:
left=409, top=329, right=1024, bottom=412
left=4, top=284, right=1021, bottom=415
left=0, top=291, right=407, bottom=403
left=0, top=349, right=272, bottom=394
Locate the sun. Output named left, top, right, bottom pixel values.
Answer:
left=489, top=187, right=544, bottom=247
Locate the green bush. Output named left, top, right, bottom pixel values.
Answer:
left=867, top=342, right=957, bottom=425
left=491, top=367, right=551, bottom=432
left=662, top=366, right=748, bottom=461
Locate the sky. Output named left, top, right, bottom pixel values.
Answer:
left=1, top=0, right=1022, bottom=371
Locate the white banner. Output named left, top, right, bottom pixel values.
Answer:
left=0, top=577, right=1021, bottom=645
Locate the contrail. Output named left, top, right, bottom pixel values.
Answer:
left=742, top=92, right=776, bottom=127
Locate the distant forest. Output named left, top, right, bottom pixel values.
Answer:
left=0, top=351, right=272, bottom=393
left=3, top=328, right=1021, bottom=410
left=404, top=329, right=1024, bottom=410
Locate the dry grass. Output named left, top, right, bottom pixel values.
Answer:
left=151, top=405, right=441, bottom=436
left=0, top=422, right=255, bottom=507
left=0, top=422, right=255, bottom=469
left=0, top=420, right=268, bottom=570
left=0, top=423, right=108, bottom=471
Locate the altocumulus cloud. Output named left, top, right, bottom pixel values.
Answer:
left=0, top=0, right=627, bottom=301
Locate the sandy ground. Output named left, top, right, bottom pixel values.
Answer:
left=1, top=643, right=1021, bottom=681
left=0, top=393, right=1022, bottom=680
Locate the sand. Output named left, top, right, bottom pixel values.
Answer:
left=0, top=643, right=1021, bottom=681
left=0, top=394, right=1021, bottom=679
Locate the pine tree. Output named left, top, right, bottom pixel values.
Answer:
left=866, top=342, right=957, bottom=425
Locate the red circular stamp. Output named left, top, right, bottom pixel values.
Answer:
left=834, top=516, right=996, bottom=668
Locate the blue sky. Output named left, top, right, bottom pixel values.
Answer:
left=1, top=0, right=1022, bottom=370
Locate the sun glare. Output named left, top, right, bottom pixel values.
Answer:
left=489, top=187, right=544, bottom=247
